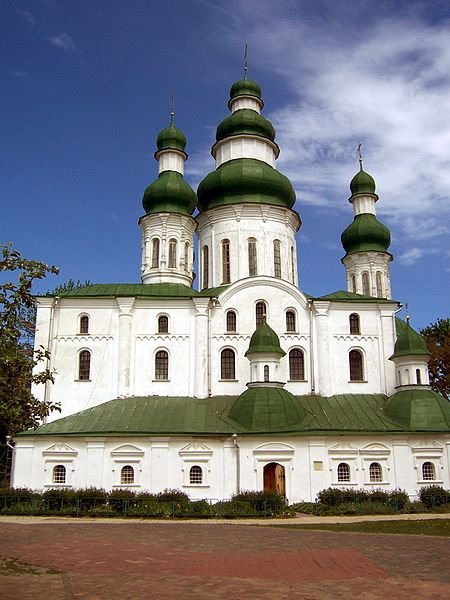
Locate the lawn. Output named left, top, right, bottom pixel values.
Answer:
left=272, top=519, right=450, bottom=536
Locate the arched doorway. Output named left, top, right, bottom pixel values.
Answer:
left=263, top=462, right=285, bottom=497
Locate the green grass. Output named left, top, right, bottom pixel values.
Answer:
left=271, top=519, right=450, bottom=536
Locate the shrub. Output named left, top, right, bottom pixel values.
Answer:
left=388, top=490, right=409, bottom=510
left=419, top=485, right=450, bottom=508
left=231, top=490, right=285, bottom=515
left=108, top=489, right=137, bottom=513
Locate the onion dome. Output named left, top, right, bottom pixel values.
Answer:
left=216, top=109, right=275, bottom=144
left=245, top=319, right=285, bottom=357
left=156, top=123, right=187, bottom=155
left=197, top=158, right=295, bottom=211
left=226, top=387, right=306, bottom=432
left=390, top=320, right=430, bottom=359
left=341, top=213, right=391, bottom=255
left=350, top=166, right=376, bottom=196
left=228, top=78, right=262, bottom=107
left=384, top=389, right=450, bottom=430
left=142, top=171, right=197, bottom=216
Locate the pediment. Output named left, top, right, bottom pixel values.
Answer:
left=411, top=440, right=444, bottom=452
left=43, top=443, right=78, bottom=456
left=328, top=442, right=358, bottom=454
left=111, top=444, right=144, bottom=456
left=253, top=442, right=295, bottom=453
left=179, top=442, right=213, bottom=456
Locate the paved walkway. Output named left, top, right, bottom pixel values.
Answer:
left=0, top=515, right=449, bottom=599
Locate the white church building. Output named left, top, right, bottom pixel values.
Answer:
left=12, top=74, right=450, bottom=503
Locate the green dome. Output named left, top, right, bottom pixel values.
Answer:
left=156, top=123, right=187, bottom=154
left=226, top=387, right=306, bottom=432
left=197, top=158, right=296, bottom=212
left=142, top=171, right=197, bottom=215
left=216, top=109, right=275, bottom=144
left=350, top=167, right=376, bottom=196
left=229, top=78, right=262, bottom=102
left=341, top=213, right=391, bottom=255
left=384, top=389, right=450, bottom=430
left=245, top=319, right=285, bottom=357
left=390, top=319, right=430, bottom=359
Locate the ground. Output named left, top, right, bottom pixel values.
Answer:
left=0, top=516, right=449, bottom=599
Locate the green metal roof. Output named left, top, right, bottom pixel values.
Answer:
left=156, top=123, right=187, bottom=154
left=142, top=171, right=197, bottom=216
left=229, top=78, right=262, bottom=103
left=391, top=318, right=430, bottom=359
left=216, top=109, right=275, bottom=144
left=350, top=166, right=376, bottom=196
left=341, top=213, right=391, bottom=256
left=53, top=283, right=201, bottom=299
left=18, top=391, right=449, bottom=438
left=245, top=319, right=285, bottom=357
left=312, top=290, right=396, bottom=303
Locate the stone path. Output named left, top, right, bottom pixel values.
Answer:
left=0, top=517, right=449, bottom=599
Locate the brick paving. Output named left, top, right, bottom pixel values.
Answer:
left=0, top=518, right=449, bottom=599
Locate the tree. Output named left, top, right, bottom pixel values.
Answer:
left=420, top=318, right=450, bottom=399
left=0, top=244, right=60, bottom=441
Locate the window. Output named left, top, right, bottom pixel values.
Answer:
left=289, top=349, right=305, bottom=381
left=349, top=349, right=363, bottom=381
left=79, top=315, right=89, bottom=334
left=184, top=242, right=189, bottom=272
left=290, top=246, right=295, bottom=283
left=255, top=301, right=266, bottom=327
left=273, top=239, right=281, bottom=278
left=168, top=238, right=177, bottom=268
left=349, top=313, right=360, bottom=335
left=376, top=272, right=383, bottom=297
left=158, top=315, right=168, bottom=333
left=337, top=462, right=350, bottom=482
left=422, top=462, right=435, bottom=481
left=351, top=275, right=356, bottom=293
left=78, top=350, right=91, bottom=381
left=362, top=271, right=370, bottom=295
left=248, top=238, right=257, bottom=276
left=53, top=465, right=66, bottom=484
left=155, top=350, right=169, bottom=380
left=152, top=238, right=160, bottom=269
left=416, top=368, right=422, bottom=384
left=221, top=349, right=235, bottom=380
left=202, top=245, right=209, bottom=289
left=189, top=465, right=203, bottom=484
left=226, top=310, right=236, bottom=333
left=369, top=462, right=383, bottom=483
left=264, top=365, right=269, bottom=382
left=221, top=239, right=230, bottom=283
left=286, top=310, right=296, bottom=332
left=120, top=465, right=135, bottom=485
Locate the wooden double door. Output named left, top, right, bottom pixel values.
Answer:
left=263, top=462, right=286, bottom=497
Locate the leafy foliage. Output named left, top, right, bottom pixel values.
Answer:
left=0, top=244, right=60, bottom=440
left=418, top=485, right=450, bottom=508
left=420, top=318, right=450, bottom=398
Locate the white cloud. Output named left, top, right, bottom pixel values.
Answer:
left=16, top=10, right=36, bottom=27
left=48, top=33, right=76, bottom=53
left=397, top=247, right=424, bottom=266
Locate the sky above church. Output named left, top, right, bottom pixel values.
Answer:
left=2, top=0, right=449, bottom=329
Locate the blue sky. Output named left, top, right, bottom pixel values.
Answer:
left=2, top=0, right=449, bottom=330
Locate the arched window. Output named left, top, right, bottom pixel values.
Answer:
left=290, top=246, right=296, bottom=283
left=422, top=462, right=435, bottom=481
left=226, top=310, right=236, bottom=333
left=168, top=238, right=177, bottom=268
left=264, top=365, right=269, bottom=382
left=337, top=462, right=350, bottom=482
left=376, top=272, right=383, bottom=297
left=152, top=238, right=160, bottom=269
left=362, top=272, right=370, bottom=295
left=349, top=349, right=363, bottom=381
left=78, top=350, right=91, bottom=381
left=221, top=349, right=235, bottom=380
left=349, top=313, right=360, bottom=335
left=189, top=465, right=203, bottom=484
left=351, top=275, right=356, bottom=293
left=289, top=349, right=305, bottom=381
left=248, top=238, right=257, bottom=276
left=416, top=368, right=422, bottom=384
left=158, top=315, right=168, bottom=333
left=120, top=465, right=135, bottom=485
left=202, top=245, right=209, bottom=289
left=184, top=242, right=189, bottom=272
left=255, top=301, right=266, bottom=327
left=221, top=239, right=230, bottom=283
left=155, top=350, right=169, bottom=380
left=79, top=315, right=89, bottom=334
left=273, top=239, right=281, bottom=278
left=369, top=462, right=382, bottom=483
left=53, top=465, right=66, bottom=484
left=286, top=310, right=296, bottom=332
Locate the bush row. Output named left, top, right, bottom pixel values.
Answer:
left=0, top=488, right=288, bottom=518
left=316, top=487, right=410, bottom=508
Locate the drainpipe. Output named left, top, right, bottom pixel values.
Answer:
left=43, top=296, right=59, bottom=421
left=308, top=299, right=315, bottom=394
left=232, top=434, right=240, bottom=494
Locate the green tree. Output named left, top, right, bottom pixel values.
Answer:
left=0, top=244, right=60, bottom=440
left=420, top=318, right=450, bottom=399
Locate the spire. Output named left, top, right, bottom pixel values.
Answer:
left=170, top=93, right=175, bottom=125
left=244, top=43, right=248, bottom=80
left=357, top=140, right=363, bottom=171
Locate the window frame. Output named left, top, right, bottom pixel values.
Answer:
left=349, top=349, right=364, bottom=382
left=349, top=313, right=360, bottom=335
left=220, top=348, right=236, bottom=380
left=226, top=310, right=237, bottom=333
left=157, top=314, right=169, bottom=334
left=369, top=462, right=383, bottom=483
left=422, top=461, right=436, bottom=481
left=255, top=301, right=266, bottom=327
left=248, top=237, right=257, bottom=277
left=286, top=310, right=296, bottom=332
left=151, top=238, right=160, bottom=269
left=202, top=245, right=209, bottom=289
left=184, top=242, right=189, bottom=272
left=362, top=271, right=370, bottom=295
left=337, top=462, right=351, bottom=483
left=154, top=349, right=169, bottom=381
left=221, top=239, right=231, bottom=284
left=120, top=465, right=135, bottom=485
left=273, top=239, right=281, bottom=278
left=78, top=349, right=91, bottom=381
left=79, top=314, right=89, bottom=334
left=189, top=465, right=203, bottom=485
left=168, top=238, right=177, bottom=269
left=289, top=348, right=305, bottom=381
left=376, top=271, right=383, bottom=297
left=52, top=464, right=67, bottom=485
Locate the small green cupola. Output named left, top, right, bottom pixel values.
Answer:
left=245, top=319, right=286, bottom=357
left=350, top=164, right=376, bottom=196
left=155, top=123, right=187, bottom=157
left=228, top=78, right=263, bottom=109
left=389, top=318, right=431, bottom=389
left=341, top=213, right=391, bottom=255
left=244, top=319, right=286, bottom=387
left=390, top=319, right=430, bottom=360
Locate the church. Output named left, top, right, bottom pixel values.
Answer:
left=12, top=73, right=450, bottom=503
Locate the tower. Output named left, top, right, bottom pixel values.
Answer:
left=341, top=157, right=393, bottom=298
left=139, top=120, right=197, bottom=285
left=196, top=75, right=301, bottom=290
